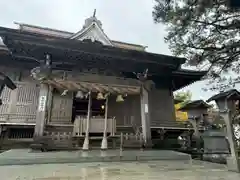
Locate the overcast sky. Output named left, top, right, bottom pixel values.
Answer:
left=0, top=0, right=219, bottom=101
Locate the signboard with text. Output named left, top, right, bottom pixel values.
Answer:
left=38, top=95, right=47, bottom=112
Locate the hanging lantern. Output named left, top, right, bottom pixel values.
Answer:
left=75, top=90, right=84, bottom=98
left=116, top=95, right=124, bottom=102
left=61, top=89, right=68, bottom=96
left=97, top=92, right=104, bottom=100
left=101, top=105, right=105, bottom=110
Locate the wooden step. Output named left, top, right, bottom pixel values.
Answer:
left=116, top=126, right=135, bottom=134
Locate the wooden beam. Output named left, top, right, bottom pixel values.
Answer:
left=127, top=87, right=140, bottom=94
left=73, top=82, right=88, bottom=92
left=44, top=79, right=141, bottom=95
left=111, top=87, right=121, bottom=94
left=106, top=86, right=116, bottom=94
left=91, top=83, right=104, bottom=93
left=118, top=87, right=128, bottom=94
left=47, top=79, right=67, bottom=90
left=62, top=81, right=74, bottom=90
left=78, top=82, right=97, bottom=93
left=98, top=84, right=109, bottom=93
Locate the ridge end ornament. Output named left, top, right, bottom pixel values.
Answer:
left=134, top=68, right=148, bottom=82
left=134, top=68, right=153, bottom=91
left=93, top=9, right=96, bottom=18
left=30, top=54, right=52, bottom=81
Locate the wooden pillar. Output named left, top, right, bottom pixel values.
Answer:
left=83, top=91, right=92, bottom=150
left=140, top=86, right=152, bottom=147
left=101, top=94, right=109, bottom=150
left=34, top=83, right=50, bottom=137
left=46, top=85, right=53, bottom=124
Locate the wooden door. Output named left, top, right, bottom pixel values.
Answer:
left=9, top=82, right=40, bottom=123
left=0, top=82, right=40, bottom=123
left=50, top=92, right=73, bottom=124
left=0, top=86, right=12, bottom=122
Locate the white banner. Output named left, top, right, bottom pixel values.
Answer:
left=38, top=95, right=47, bottom=112
left=144, top=104, right=148, bottom=113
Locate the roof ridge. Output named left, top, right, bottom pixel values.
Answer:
left=14, top=22, right=147, bottom=49
left=111, top=40, right=147, bottom=48
left=14, top=22, right=74, bottom=35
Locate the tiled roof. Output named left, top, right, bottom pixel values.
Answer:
left=207, top=89, right=240, bottom=102
left=179, top=100, right=211, bottom=111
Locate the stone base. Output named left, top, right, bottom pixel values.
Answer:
left=101, top=137, right=108, bottom=150
left=226, top=156, right=240, bottom=172
left=30, top=136, right=46, bottom=151
left=144, top=141, right=153, bottom=149
left=0, top=149, right=191, bottom=166
left=203, top=154, right=228, bottom=164
left=82, top=137, right=89, bottom=150
left=140, top=139, right=153, bottom=149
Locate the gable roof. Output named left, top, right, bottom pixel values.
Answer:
left=14, top=20, right=146, bottom=51
left=70, top=21, right=113, bottom=46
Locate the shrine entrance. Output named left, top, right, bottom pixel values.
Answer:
left=43, top=78, right=143, bottom=150
left=72, top=92, right=106, bottom=122
left=72, top=92, right=106, bottom=137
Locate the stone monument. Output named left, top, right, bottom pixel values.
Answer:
left=207, top=89, right=240, bottom=172
left=202, top=129, right=230, bottom=163
left=179, top=100, right=211, bottom=152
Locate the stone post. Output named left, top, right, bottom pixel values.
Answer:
left=221, top=110, right=240, bottom=172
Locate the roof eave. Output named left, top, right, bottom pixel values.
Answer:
left=178, top=100, right=211, bottom=111
left=0, top=27, right=185, bottom=69
left=172, top=69, right=207, bottom=91
left=207, top=89, right=240, bottom=102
